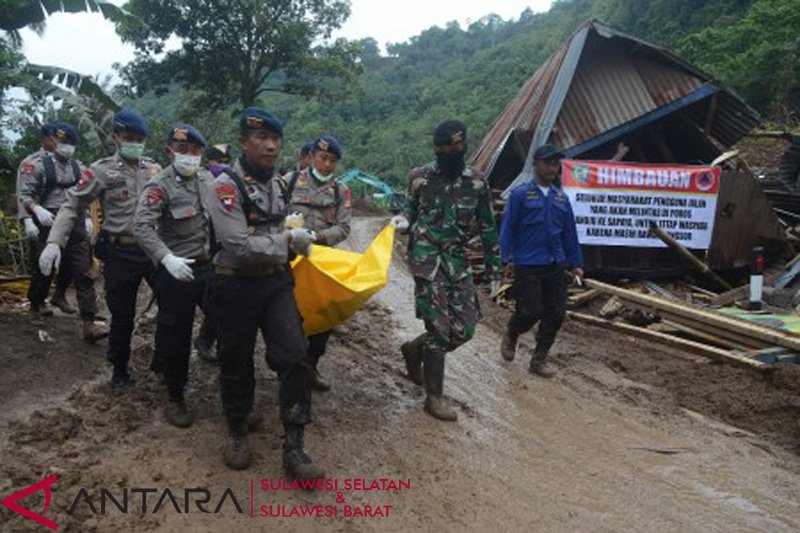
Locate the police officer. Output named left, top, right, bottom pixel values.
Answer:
left=40, top=109, right=162, bottom=391
left=285, top=135, right=352, bottom=391
left=296, top=140, right=315, bottom=171
left=18, top=122, right=107, bottom=340
left=391, top=120, right=502, bottom=421
left=133, top=123, right=214, bottom=427
left=205, top=107, right=322, bottom=479
left=16, top=123, right=74, bottom=320
left=498, top=143, right=583, bottom=377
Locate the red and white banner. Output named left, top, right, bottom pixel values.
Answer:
left=561, top=160, right=721, bottom=249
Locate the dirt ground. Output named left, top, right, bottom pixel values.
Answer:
left=1, top=216, right=800, bottom=532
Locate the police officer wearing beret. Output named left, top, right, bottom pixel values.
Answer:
left=16, top=123, right=74, bottom=320
left=18, top=122, right=106, bottom=337
left=391, top=120, right=502, bottom=421
left=41, top=109, right=162, bottom=391
left=204, top=107, right=322, bottom=479
left=499, top=144, right=584, bottom=377
left=285, top=135, right=352, bottom=391
left=133, top=123, right=215, bottom=427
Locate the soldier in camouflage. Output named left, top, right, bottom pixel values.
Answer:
left=391, top=120, right=502, bottom=421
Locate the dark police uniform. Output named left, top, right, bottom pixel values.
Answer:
left=205, top=156, right=310, bottom=432
left=499, top=176, right=583, bottom=368
left=47, top=110, right=161, bottom=386
left=134, top=161, right=214, bottom=404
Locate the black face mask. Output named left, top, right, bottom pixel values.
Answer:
left=436, top=149, right=466, bottom=177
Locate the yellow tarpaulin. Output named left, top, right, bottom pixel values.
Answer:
left=291, top=225, right=395, bottom=334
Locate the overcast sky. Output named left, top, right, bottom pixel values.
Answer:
left=21, top=0, right=554, bottom=79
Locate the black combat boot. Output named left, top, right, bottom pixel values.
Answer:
left=223, top=422, right=250, bottom=470
left=310, top=367, right=331, bottom=392
left=246, top=411, right=265, bottom=432
left=111, top=365, right=134, bottom=392
left=529, top=350, right=556, bottom=378
left=423, top=351, right=457, bottom=421
left=500, top=330, right=518, bottom=361
left=400, top=333, right=426, bottom=385
left=165, top=396, right=193, bottom=428
left=83, top=319, right=109, bottom=343
left=283, top=424, right=325, bottom=484
left=193, top=336, right=218, bottom=364
left=50, top=294, right=77, bottom=314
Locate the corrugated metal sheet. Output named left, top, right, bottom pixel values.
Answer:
left=470, top=19, right=761, bottom=186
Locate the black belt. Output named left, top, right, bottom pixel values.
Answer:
left=107, top=233, right=137, bottom=245
left=214, top=264, right=285, bottom=277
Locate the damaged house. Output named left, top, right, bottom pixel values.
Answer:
left=471, top=20, right=785, bottom=277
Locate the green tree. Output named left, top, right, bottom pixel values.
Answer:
left=116, top=0, right=362, bottom=107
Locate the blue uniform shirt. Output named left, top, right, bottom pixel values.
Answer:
left=500, top=179, right=583, bottom=268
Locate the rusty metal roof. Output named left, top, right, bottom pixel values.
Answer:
left=470, top=20, right=761, bottom=195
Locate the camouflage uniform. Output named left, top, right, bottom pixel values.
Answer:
left=405, top=161, right=501, bottom=356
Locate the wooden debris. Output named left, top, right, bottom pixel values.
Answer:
left=599, top=296, right=623, bottom=319
left=586, top=279, right=800, bottom=353
left=648, top=222, right=733, bottom=291
left=567, top=311, right=771, bottom=371
left=567, top=288, right=601, bottom=309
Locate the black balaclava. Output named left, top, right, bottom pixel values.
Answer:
left=434, top=120, right=467, bottom=177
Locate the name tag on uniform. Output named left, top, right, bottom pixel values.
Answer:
left=525, top=191, right=539, bottom=200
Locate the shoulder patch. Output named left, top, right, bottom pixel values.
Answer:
left=76, top=169, right=94, bottom=191
left=216, top=183, right=237, bottom=212
left=20, top=160, right=36, bottom=174
left=147, top=186, right=165, bottom=209
left=343, top=187, right=352, bottom=209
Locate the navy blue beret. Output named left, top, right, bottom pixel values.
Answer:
left=300, top=140, right=316, bottom=156
left=313, top=135, right=342, bottom=160
left=52, top=121, right=80, bottom=144
left=239, top=107, right=283, bottom=137
left=113, top=109, right=149, bottom=137
left=433, top=120, right=467, bottom=146
left=533, top=143, right=564, bottom=161
left=166, top=122, right=207, bottom=147
left=39, top=123, right=55, bottom=138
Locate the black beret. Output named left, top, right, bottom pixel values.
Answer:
left=433, top=120, right=467, bottom=147
left=113, top=109, right=149, bottom=137
left=533, top=143, right=565, bottom=161
left=39, top=123, right=55, bottom=138
left=239, top=107, right=283, bottom=137
left=52, top=121, right=80, bottom=144
left=312, top=135, right=342, bottom=160
left=166, top=122, right=207, bottom=147
left=300, top=140, right=316, bottom=156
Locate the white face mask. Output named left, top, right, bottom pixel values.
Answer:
left=55, top=142, right=76, bottom=158
left=311, top=166, right=333, bottom=182
left=172, top=151, right=202, bottom=177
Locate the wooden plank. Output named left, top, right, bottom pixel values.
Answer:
left=660, top=319, right=752, bottom=351
left=567, top=289, right=601, bottom=309
left=658, top=310, right=769, bottom=350
left=586, top=279, right=800, bottom=352
left=567, top=312, right=771, bottom=371
left=709, top=272, right=781, bottom=307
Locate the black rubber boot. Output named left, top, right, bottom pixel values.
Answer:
left=111, top=366, right=134, bottom=392
left=223, top=422, right=250, bottom=470
left=500, top=331, right=518, bottom=361
left=400, top=333, right=426, bottom=385
left=422, top=351, right=457, bottom=421
left=310, top=368, right=331, bottom=392
left=283, top=424, right=325, bottom=484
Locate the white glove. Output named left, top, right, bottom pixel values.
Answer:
left=162, top=253, right=196, bottom=281
left=23, top=218, right=39, bottom=239
left=39, top=243, right=61, bottom=276
left=391, top=215, right=409, bottom=231
left=85, top=217, right=93, bottom=235
left=289, top=228, right=314, bottom=256
left=32, top=205, right=54, bottom=227
left=490, top=279, right=503, bottom=299
left=285, top=211, right=305, bottom=230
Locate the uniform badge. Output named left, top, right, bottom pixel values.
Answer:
left=343, top=187, right=352, bottom=209
left=216, top=183, right=237, bottom=212
left=526, top=191, right=539, bottom=200
left=20, top=160, right=36, bottom=174
left=173, top=128, right=188, bottom=141
left=246, top=116, right=264, bottom=129
left=146, top=187, right=164, bottom=209
left=317, top=138, right=329, bottom=151
left=76, top=169, right=94, bottom=190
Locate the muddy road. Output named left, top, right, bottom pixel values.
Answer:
left=1, top=215, right=799, bottom=532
